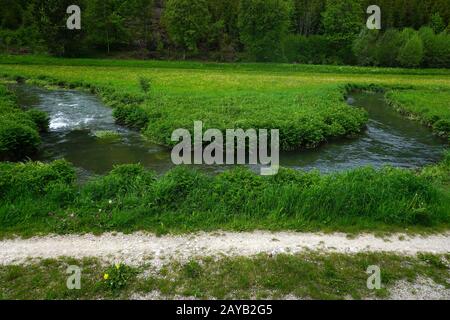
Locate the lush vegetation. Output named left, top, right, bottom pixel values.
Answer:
left=387, top=89, right=450, bottom=140
left=0, top=57, right=448, bottom=236
left=0, top=84, right=48, bottom=160
left=1, top=0, right=449, bottom=67
left=1, top=252, right=449, bottom=299
left=1, top=56, right=449, bottom=151
left=0, top=155, right=449, bottom=236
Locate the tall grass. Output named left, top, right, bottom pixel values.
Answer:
left=0, top=161, right=448, bottom=236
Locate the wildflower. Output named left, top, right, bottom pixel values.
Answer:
left=109, top=200, right=113, bottom=204
left=115, top=263, right=120, bottom=270
left=103, top=273, right=109, bottom=280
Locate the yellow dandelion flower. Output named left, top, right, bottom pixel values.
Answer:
left=103, top=273, right=109, bottom=280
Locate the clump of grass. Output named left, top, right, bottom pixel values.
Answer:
left=93, top=130, right=122, bottom=143
left=102, top=263, right=136, bottom=295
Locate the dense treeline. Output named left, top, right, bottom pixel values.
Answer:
left=0, top=0, right=449, bottom=67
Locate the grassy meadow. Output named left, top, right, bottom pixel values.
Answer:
left=0, top=55, right=449, bottom=236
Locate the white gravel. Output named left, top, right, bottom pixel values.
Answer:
left=1, top=231, right=449, bottom=266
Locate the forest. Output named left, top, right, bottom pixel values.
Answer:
left=0, top=0, right=449, bottom=68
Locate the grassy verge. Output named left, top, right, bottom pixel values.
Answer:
left=0, top=157, right=449, bottom=237
left=1, top=252, right=448, bottom=300
left=387, top=89, right=450, bottom=140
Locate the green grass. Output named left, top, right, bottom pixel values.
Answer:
left=387, top=88, right=450, bottom=138
left=0, top=159, right=449, bottom=237
left=1, top=252, right=448, bottom=300
left=0, top=56, right=449, bottom=236
left=1, top=55, right=449, bottom=150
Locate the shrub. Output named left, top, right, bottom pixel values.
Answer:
left=113, top=104, right=149, bottom=129
left=419, top=27, right=450, bottom=68
left=138, top=77, right=151, bottom=94
left=26, top=109, right=49, bottom=132
left=397, top=33, right=424, bottom=67
left=433, top=119, right=450, bottom=136
left=81, top=164, right=156, bottom=202
left=282, top=34, right=331, bottom=64
left=0, top=160, right=76, bottom=199
left=0, top=120, right=40, bottom=161
left=352, top=29, right=380, bottom=66
left=376, top=29, right=402, bottom=67
left=0, top=85, right=47, bottom=159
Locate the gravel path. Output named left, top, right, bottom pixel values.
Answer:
left=1, top=231, right=449, bottom=266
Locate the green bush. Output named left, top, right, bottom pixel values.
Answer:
left=113, top=104, right=149, bottom=129
left=397, top=32, right=424, bottom=67
left=419, top=27, right=450, bottom=68
left=0, top=160, right=76, bottom=199
left=0, top=85, right=47, bottom=160
left=433, top=119, right=450, bottom=136
left=352, top=29, right=379, bottom=66
left=282, top=34, right=331, bottom=64
left=81, top=164, right=156, bottom=202
left=26, top=109, right=49, bottom=132
left=0, top=121, right=40, bottom=161
left=376, top=29, right=402, bottom=67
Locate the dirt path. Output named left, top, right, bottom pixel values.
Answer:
left=1, top=231, right=449, bottom=266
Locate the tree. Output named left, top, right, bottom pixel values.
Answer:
left=430, top=12, right=446, bottom=34
left=33, top=0, right=86, bottom=56
left=419, top=27, right=450, bottom=68
left=121, top=0, right=154, bottom=50
left=321, top=0, right=363, bottom=41
left=292, top=0, right=326, bottom=35
left=0, top=0, right=23, bottom=29
left=352, top=29, right=379, bottom=66
left=163, top=0, right=211, bottom=57
left=397, top=32, right=424, bottom=68
left=376, top=29, right=402, bottom=67
left=238, top=0, right=292, bottom=62
left=85, top=0, right=131, bottom=54
left=207, top=0, right=241, bottom=60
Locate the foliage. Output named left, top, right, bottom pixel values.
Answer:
left=102, top=263, right=136, bottom=294
left=0, top=161, right=448, bottom=235
left=113, top=104, right=149, bottom=129
left=0, top=84, right=47, bottom=160
left=397, top=32, right=424, bottom=68
left=163, top=0, right=211, bottom=56
left=238, top=0, right=292, bottom=62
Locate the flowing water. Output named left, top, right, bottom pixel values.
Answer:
left=11, top=84, right=447, bottom=177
